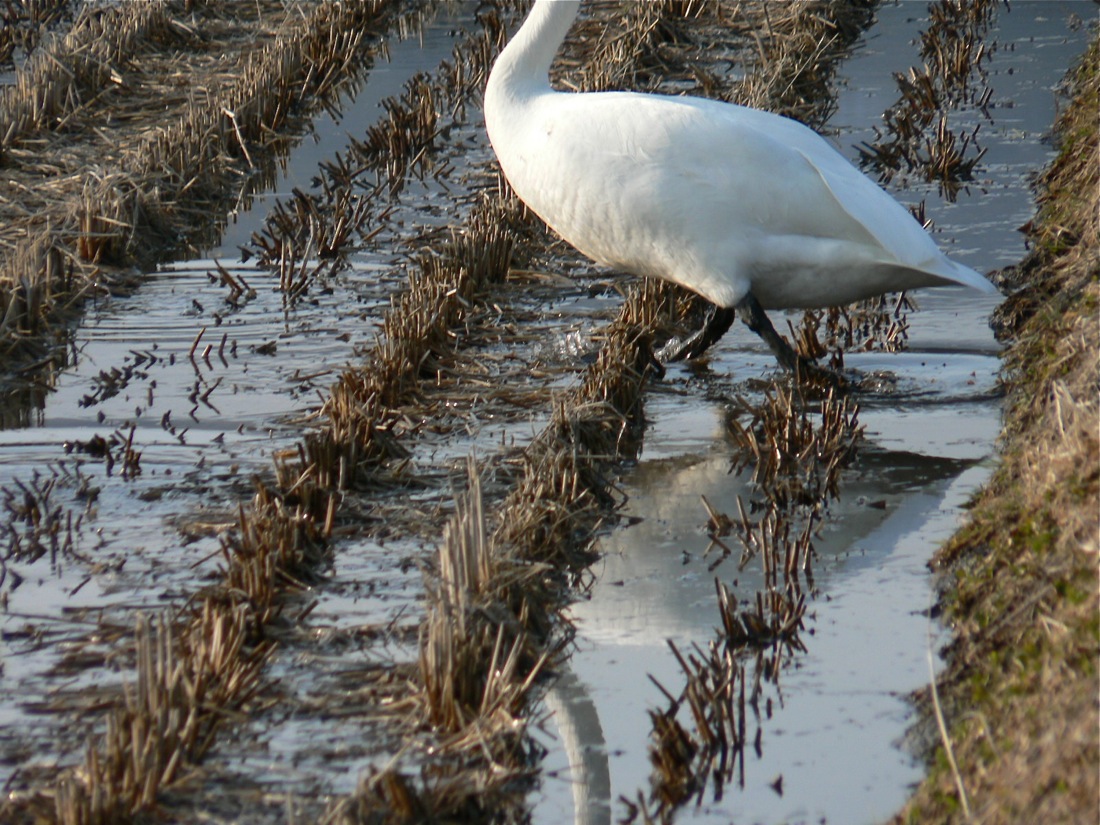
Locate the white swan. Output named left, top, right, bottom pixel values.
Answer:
left=483, top=0, right=997, bottom=371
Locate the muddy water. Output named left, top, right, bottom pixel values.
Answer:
left=0, top=0, right=1091, bottom=820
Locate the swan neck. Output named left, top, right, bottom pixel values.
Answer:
left=490, top=0, right=580, bottom=96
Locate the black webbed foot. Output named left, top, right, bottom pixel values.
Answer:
left=657, top=304, right=736, bottom=363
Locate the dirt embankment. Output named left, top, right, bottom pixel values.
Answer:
left=896, top=34, right=1099, bottom=825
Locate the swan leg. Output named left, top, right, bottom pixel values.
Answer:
left=736, top=293, right=802, bottom=372
left=659, top=304, right=736, bottom=363
left=737, top=293, right=846, bottom=386
left=636, top=333, right=666, bottom=379
left=655, top=295, right=845, bottom=386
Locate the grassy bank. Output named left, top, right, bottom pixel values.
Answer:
left=896, top=33, right=1098, bottom=825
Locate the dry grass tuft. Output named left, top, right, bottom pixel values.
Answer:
left=0, top=0, right=399, bottom=370
left=643, top=637, right=748, bottom=812
left=248, top=185, right=370, bottom=304
left=795, top=291, right=917, bottom=369
left=0, top=2, right=173, bottom=143
left=0, top=239, right=78, bottom=354
left=558, top=0, right=709, bottom=93
left=0, top=0, right=73, bottom=65
left=730, top=0, right=874, bottom=126
left=728, top=384, right=863, bottom=512
left=418, top=460, right=548, bottom=743
left=2, top=469, right=77, bottom=562
left=628, top=588, right=806, bottom=823
left=51, top=606, right=271, bottom=825
left=224, top=479, right=332, bottom=610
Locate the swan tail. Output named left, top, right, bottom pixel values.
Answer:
left=932, top=258, right=999, bottom=294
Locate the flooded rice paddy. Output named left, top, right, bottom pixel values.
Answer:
left=0, top=1, right=1093, bottom=822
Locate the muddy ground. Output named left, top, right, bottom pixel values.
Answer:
left=0, top=1, right=1096, bottom=824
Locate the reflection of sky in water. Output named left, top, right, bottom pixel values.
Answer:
left=832, top=1, right=1090, bottom=273
left=539, top=384, right=997, bottom=825
left=0, top=12, right=471, bottom=789
left=533, top=5, right=1091, bottom=824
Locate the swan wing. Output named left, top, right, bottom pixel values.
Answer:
left=495, top=92, right=994, bottom=303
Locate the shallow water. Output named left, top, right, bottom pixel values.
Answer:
left=529, top=3, right=1090, bottom=823
left=0, top=8, right=473, bottom=784
left=0, top=0, right=1091, bottom=819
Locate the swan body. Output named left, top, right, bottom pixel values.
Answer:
left=484, top=1, right=996, bottom=362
